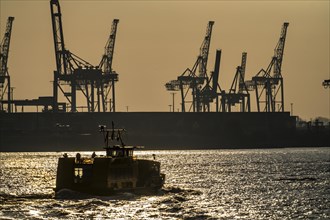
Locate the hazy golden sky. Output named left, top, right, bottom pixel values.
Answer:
left=1, top=0, right=329, bottom=119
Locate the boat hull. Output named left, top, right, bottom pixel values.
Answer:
left=55, top=156, right=165, bottom=196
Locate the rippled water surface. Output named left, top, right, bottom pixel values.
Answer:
left=1, top=148, right=330, bottom=219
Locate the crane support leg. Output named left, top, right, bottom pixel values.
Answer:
left=180, top=81, right=185, bottom=112
left=255, top=86, right=260, bottom=112
left=71, top=80, right=76, bottom=112
left=53, top=71, right=58, bottom=112
left=112, top=79, right=116, bottom=112
left=7, top=76, right=11, bottom=113
left=281, top=79, right=284, bottom=112
left=96, top=84, right=100, bottom=112
left=91, top=82, right=94, bottom=112
left=85, top=83, right=90, bottom=111
left=100, top=83, right=105, bottom=112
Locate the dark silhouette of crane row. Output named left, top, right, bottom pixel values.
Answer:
left=165, top=22, right=289, bottom=113
left=1, top=2, right=289, bottom=114
left=0, top=17, right=14, bottom=113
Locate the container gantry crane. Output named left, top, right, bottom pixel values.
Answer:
left=220, top=52, right=250, bottom=112
left=98, top=19, right=119, bottom=112
left=199, top=49, right=222, bottom=112
left=246, top=22, right=289, bottom=112
left=165, top=21, right=214, bottom=112
left=0, top=17, right=14, bottom=113
left=50, top=0, right=119, bottom=112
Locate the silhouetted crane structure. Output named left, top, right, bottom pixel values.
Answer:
left=165, top=21, right=214, bottom=112
left=50, top=0, right=119, bottom=112
left=200, top=49, right=222, bottom=112
left=0, top=17, right=14, bottom=113
left=98, top=19, right=119, bottom=112
left=246, top=22, right=289, bottom=112
left=220, top=52, right=250, bottom=112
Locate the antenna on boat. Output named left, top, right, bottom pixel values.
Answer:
left=111, top=121, right=115, bottom=140
left=99, top=122, right=126, bottom=148
left=99, top=125, right=108, bottom=147
left=118, top=130, right=125, bottom=146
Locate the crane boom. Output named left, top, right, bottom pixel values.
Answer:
left=274, top=22, right=289, bottom=77
left=0, top=17, right=14, bottom=81
left=0, top=16, right=14, bottom=113
left=50, top=0, right=93, bottom=74
left=211, top=49, right=221, bottom=95
left=99, top=19, right=119, bottom=73
left=50, top=0, right=69, bottom=75
left=199, top=21, right=214, bottom=78
left=239, top=52, right=247, bottom=92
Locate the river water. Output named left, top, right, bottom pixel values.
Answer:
left=1, top=148, right=329, bottom=219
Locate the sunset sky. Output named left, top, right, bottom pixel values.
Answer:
left=1, top=0, right=329, bottom=120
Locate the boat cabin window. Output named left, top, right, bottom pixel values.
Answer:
left=111, top=150, right=117, bottom=157
left=74, top=166, right=92, bottom=184
left=106, top=148, right=134, bottom=157
left=106, top=148, right=120, bottom=157
left=74, top=168, right=83, bottom=178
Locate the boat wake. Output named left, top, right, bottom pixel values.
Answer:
left=55, top=188, right=137, bottom=200
left=0, top=193, right=53, bottom=201
left=53, top=186, right=202, bottom=201
left=161, top=186, right=203, bottom=196
left=54, top=188, right=91, bottom=200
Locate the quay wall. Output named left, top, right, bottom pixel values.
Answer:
left=0, top=112, right=323, bottom=151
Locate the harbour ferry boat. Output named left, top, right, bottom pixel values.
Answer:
left=54, top=123, right=165, bottom=195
